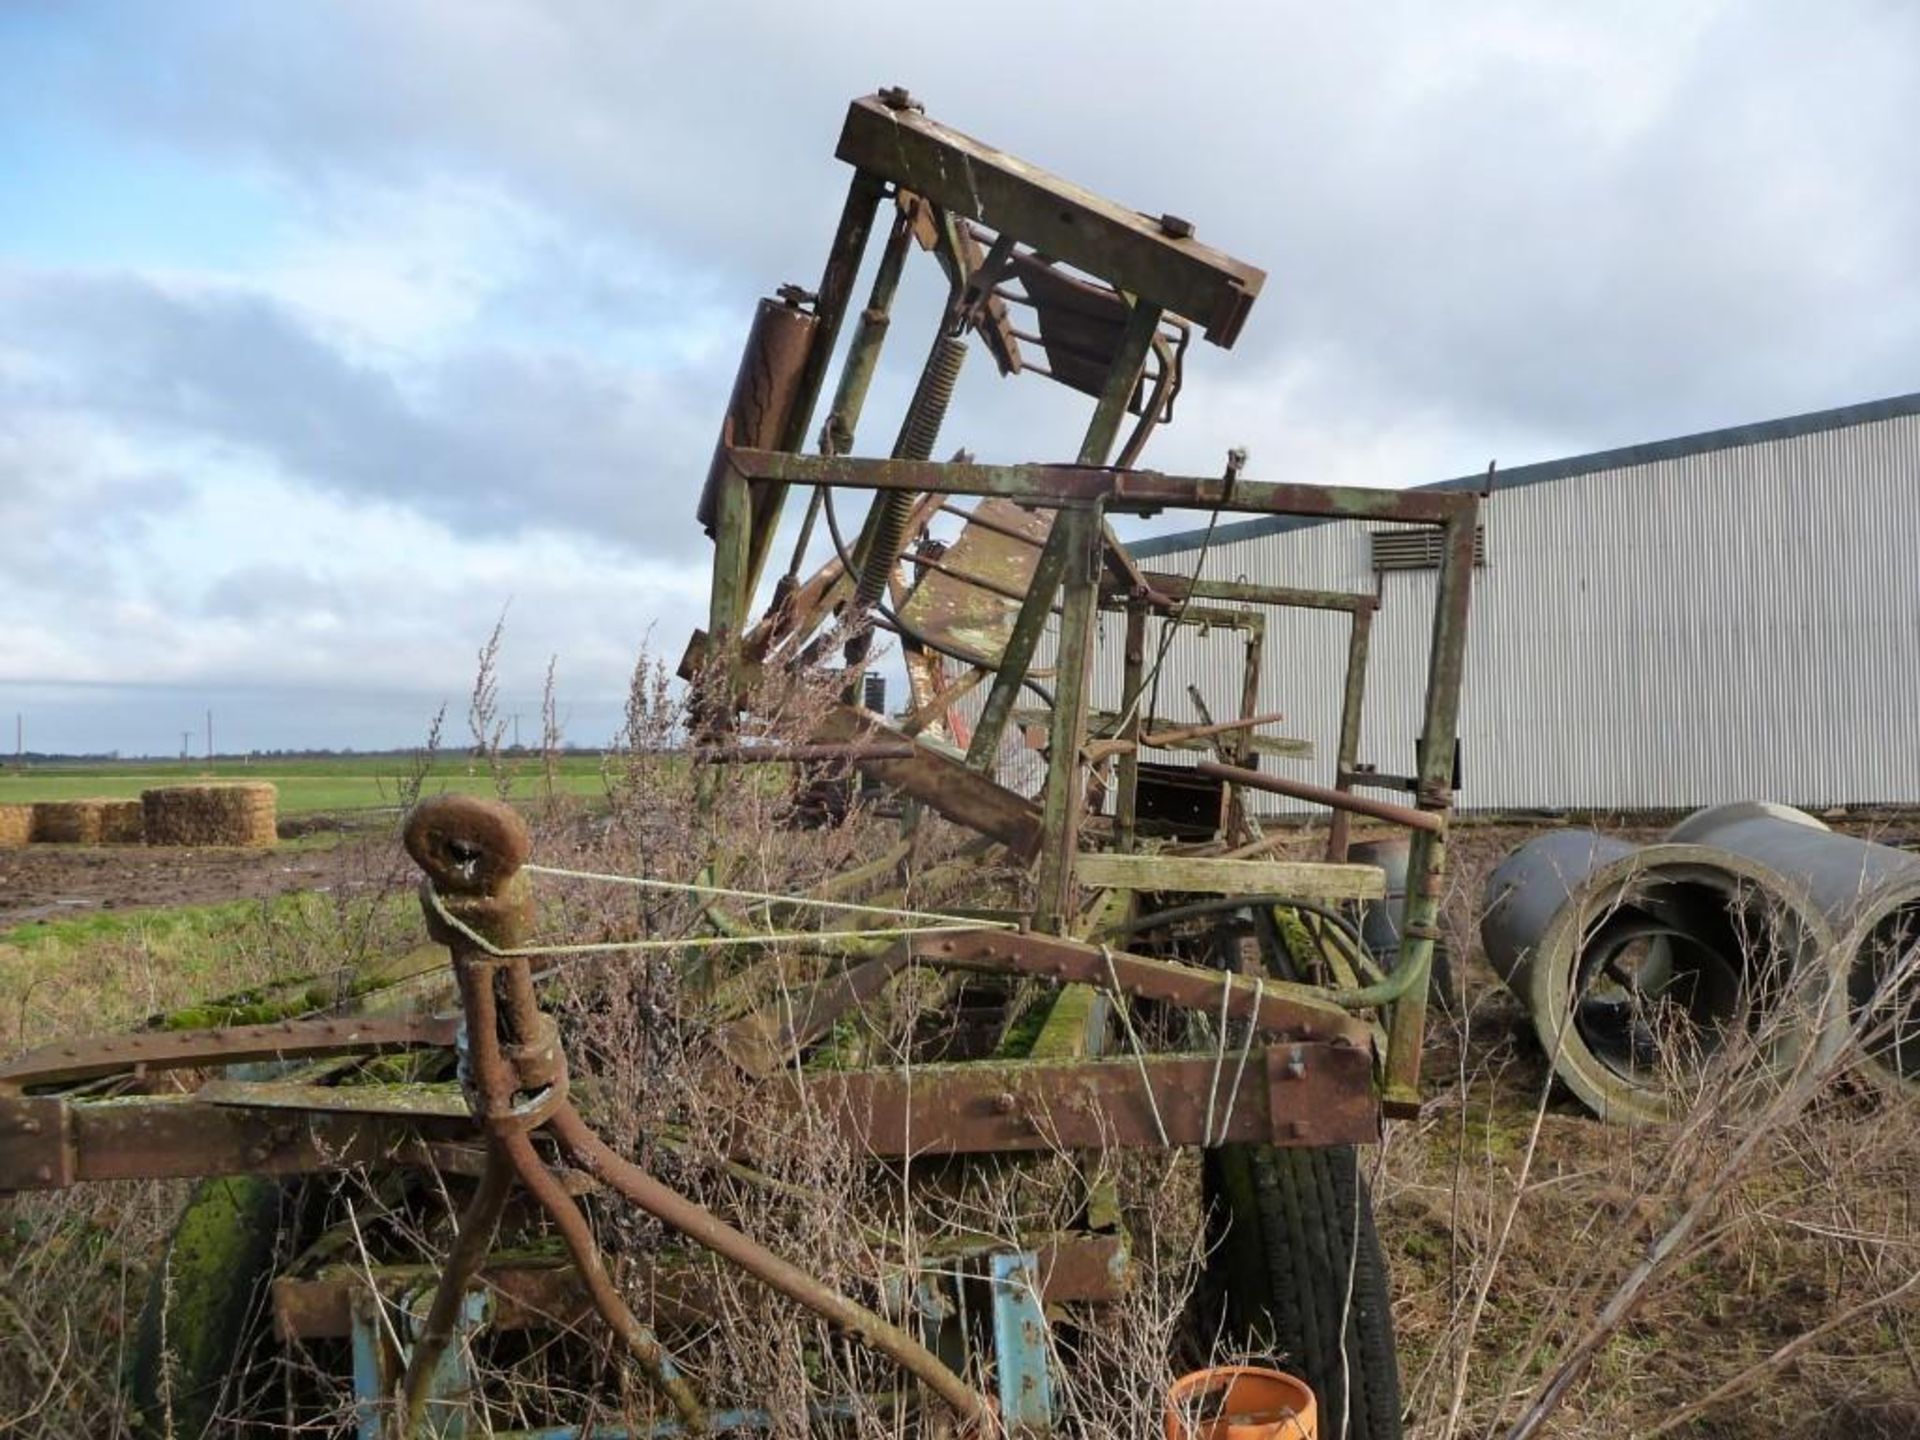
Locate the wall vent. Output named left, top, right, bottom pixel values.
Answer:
left=1370, top=525, right=1486, bottom=572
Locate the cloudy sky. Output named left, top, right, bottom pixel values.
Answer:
left=3, top=2, right=1915, bottom=756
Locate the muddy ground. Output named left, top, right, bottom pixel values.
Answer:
left=0, top=824, right=392, bottom=929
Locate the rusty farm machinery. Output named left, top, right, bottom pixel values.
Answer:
left=0, top=91, right=1482, bottom=1438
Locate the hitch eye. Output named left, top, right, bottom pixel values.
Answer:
left=403, top=795, right=532, bottom=895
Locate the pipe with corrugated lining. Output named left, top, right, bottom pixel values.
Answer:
left=1481, top=831, right=1839, bottom=1124
left=1667, top=803, right=1920, bottom=1094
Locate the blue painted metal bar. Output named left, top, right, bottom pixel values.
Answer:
left=350, top=1285, right=489, bottom=1438
left=989, top=1250, right=1056, bottom=1430
left=349, top=1291, right=390, bottom=1440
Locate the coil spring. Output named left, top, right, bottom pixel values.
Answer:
left=855, top=335, right=967, bottom=608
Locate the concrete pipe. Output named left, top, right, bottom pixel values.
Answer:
left=1482, top=831, right=1839, bottom=1124
left=1668, top=803, right=1920, bottom=1093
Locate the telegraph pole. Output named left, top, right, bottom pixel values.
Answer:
left=206, top=709, right=214, bottom=765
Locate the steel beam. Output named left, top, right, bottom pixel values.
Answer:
left=805, top=1044, right=1377, bottom=1154
left=835, top=94, right=1264, bottom=345
left=724, top=448, right=1478, bottom=526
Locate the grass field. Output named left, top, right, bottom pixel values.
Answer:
left=0, top=753, right=611, bottom=816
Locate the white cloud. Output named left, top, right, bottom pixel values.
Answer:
left=5, top=0, right=1917, bottom=750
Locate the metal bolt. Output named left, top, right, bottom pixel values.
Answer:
left=775, top=282, right=818, bottom=310
left=34, top=1165, right=52, bottom=1183
left=18, top=1119, right=39, bottom=1135
left=878, top=85, right=918, bottom=111
left=992, top=1092, right=1019, bottom=1115
left=1158, top=213, right=1195, bottom=240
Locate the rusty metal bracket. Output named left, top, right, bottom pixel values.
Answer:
left=805, top=1043, right=1377, bottom=1154
left=0, top=1014, right=459, bottom=1094
left=0, top=1096, right=72, bottom=1191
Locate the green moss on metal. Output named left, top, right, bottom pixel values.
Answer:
left=129, top=1175, right=287, bottom=1438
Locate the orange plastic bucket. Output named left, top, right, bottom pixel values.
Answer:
left=1164, top=1365, right=1317, bottom=1440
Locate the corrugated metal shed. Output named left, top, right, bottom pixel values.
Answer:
left=1109, top=391, right=1920, bottom=811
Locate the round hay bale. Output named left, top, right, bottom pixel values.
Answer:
left=32, top=799, right=107, bottom=845
left=98, top=799, right=146, bottom=845
left=0, top=804, right=33, bottom=847
left=141, top=783, right=278, bottom=848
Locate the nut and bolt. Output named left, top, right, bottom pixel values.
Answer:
left=878, top=85, right=919, bottom=111
left=1157, top=213, right=1195, bottom=239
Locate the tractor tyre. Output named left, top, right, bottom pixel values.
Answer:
left=1201, top=1143, right=1402, bottom=1440
left=129, top=1175, right=291, bottom=1438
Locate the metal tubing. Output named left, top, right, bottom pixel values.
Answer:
left=1326, top=606, right=1375, bottom=863
left=453, top=960, right=704, bottom=1428
left=938, top=500, right=1046, bottom=546
left=1142, top=708, right=1289, bottom=753
left=544, top=1107, right=995, bottom=1431
left=1196, top=761, right=1443, bottom=834
left=1666, top=803, right=1920, bottom=1090
left=1114, top=603, right=1148, bottom=852
left=1348, top=837, right=1450, bottom=994
left=495, top=1125, right=708, bottom=1428
left=397, top=1145, right=513, bottom=1434
left=907, top=547, right=1063, bottom=611
left=819, top=210, right=915, bottom=458
left=782, top=171, right=886, bottom=458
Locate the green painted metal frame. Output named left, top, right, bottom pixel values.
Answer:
left=718, top=431, right=1478, bottom=1099
left=693, top=90, right=1468, bottom=996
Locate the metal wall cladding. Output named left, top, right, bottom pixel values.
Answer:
left=1101, top=410, right=1920, bottom=812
